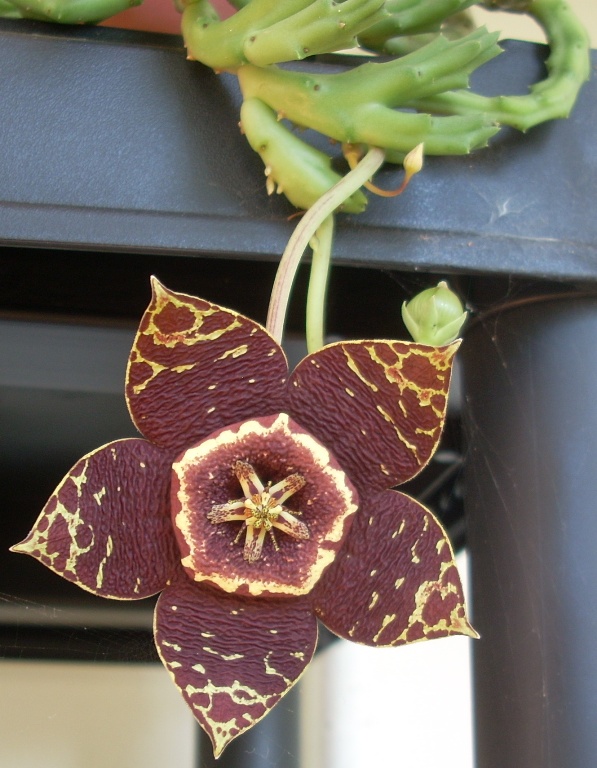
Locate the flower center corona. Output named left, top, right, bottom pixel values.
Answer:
left=208, top=460, right=309, bottom=563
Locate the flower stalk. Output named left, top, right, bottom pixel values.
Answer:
left=266, top=146, right=386, bottom=345
left=306, top=213, right=335, bottom=354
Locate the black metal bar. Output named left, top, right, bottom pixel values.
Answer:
left=462, top=295, right=597, bottom=767
left=196, top=682, right=301, bottom=768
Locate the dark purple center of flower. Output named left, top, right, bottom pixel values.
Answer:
left=171, top=413, right=359, bottom=597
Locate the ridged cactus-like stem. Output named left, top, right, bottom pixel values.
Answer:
left=240, top=98, right=367, bottom=213
left=5, top=0, right=141, bottom=23
left=407, top=0, right=591, bottom=131
left=358, top=0, right=477, bottom=50
left=182, top=0, right=386, bottom=70
left=238, top=28, right=502, bottom=160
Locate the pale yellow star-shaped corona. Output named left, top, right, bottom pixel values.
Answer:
left=208, top=460, right=309, bottom=562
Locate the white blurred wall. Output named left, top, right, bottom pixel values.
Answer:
left=0, top=554, right=472, bottom=768
left=300, top=552, right=473, bottom=768
left=0, top=661, right=196, bottom=768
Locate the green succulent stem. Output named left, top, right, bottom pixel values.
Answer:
left=379, top=11, right=478, bottom=57
left=182, top=0, right=308, bottom=71
left=306, top=214, right=335, bottom=354
left=238, top=28, right=502, bottom=159
left=240, top=98, right=367, bottom=213
left=0, top=0, right=22, bottom=16
left=358, top=0, right=477, bottom=50
left=5, top=0, right=140, bottom=23
left=407, top=0, right=590, bottom=131
left=266, top=147, right=386, bottom=346
left=182, top=0, right=386, bottom=71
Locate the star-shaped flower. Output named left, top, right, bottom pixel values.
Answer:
left=12, top=278, right=474, bottom=756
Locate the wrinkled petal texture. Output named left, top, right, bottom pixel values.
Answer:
left=288, top=340, right=459, bottom=491
left=171, top=413, right=358, bottom=597
left=313, top=490, right=474, bottom=646
left=155, top=577, right=317, bottom=756
left=126, top=278, right=289, bottom=452
left=12, top=439, right=178, bottom=599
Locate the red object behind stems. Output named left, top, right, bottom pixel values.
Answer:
left=102, top=0, right=234, bottom=35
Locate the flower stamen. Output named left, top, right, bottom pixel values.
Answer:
left=209, top=460, right=309, bottom=562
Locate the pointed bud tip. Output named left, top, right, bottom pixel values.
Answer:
left=403, top=142, right=424, bottom=178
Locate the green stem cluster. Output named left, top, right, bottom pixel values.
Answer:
left=240, top=98, right=367, bottom=213
left=358, top=0, right=478, bottom=49
left=238, top=26, right=502, bottom=164
left=181, top=0, right=589, bottom=209
left=408, top=0, right=591, bottom=130
left=182, top=0, right=386, bottom=70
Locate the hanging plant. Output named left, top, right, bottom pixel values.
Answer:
left=6, top=0, right=590, bottom=757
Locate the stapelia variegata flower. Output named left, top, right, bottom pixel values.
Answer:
left=12, top=278, right=475, bottom=756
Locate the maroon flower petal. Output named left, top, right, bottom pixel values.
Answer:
left=126, top=279, right=289, bottom=451
left=11, top=439, right=178, bottom=599
left=154, top=577, right=318, bottom=757
left=312, top=489, right=476, bottom=646
left=288, top=340, right=459, bottom=490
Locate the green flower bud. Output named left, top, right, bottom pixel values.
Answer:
left=402, top=281, right=467, bottom=345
